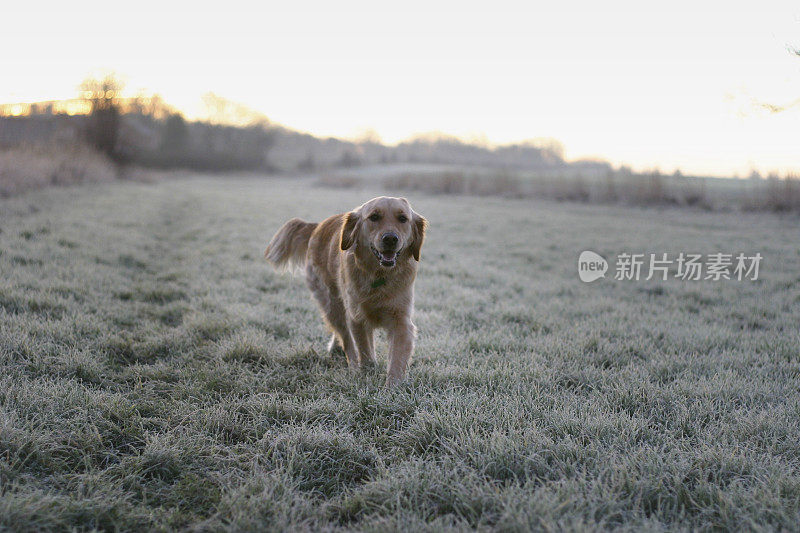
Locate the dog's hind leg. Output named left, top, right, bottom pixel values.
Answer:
left=327, top=335, right=345, bottom=357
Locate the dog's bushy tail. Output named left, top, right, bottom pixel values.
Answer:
left=264, top=218, right=318, bottom=273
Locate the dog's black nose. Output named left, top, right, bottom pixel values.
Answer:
left=382, top=232, right=399, bottom=248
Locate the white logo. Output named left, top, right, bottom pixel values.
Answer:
left=578, top=251, right=608, bottom=282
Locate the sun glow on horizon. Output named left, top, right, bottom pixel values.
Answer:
left=2, top=0, right=799, bottom=176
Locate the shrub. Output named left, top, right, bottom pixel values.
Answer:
left=0, top=142, right=115, bottom=197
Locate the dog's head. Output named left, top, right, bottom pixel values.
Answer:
left=340, top=196, right=427, bottom=268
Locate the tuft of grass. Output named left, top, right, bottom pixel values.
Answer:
left=263, top=430, right=380, bottom=496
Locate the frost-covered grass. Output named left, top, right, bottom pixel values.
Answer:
left=320, top=164, right=800, bottom=212
left=1, top=176, right=799, bottom=531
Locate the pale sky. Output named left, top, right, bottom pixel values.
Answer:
left=2, top=0, right=799, bottom=176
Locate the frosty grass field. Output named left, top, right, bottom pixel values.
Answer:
left=1, top=175, right=799, bottom=531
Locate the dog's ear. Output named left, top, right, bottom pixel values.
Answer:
left=410, top=212, right=427, bottom=261
left=340, top=211, right=359, bottom=250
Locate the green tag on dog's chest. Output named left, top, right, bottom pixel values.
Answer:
left=371, top=277, right=386, bottom=289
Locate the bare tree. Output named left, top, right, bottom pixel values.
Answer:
left=758, top=45, right=800, bottom=113
left=161, top=113, right=189, bottom=152
left=79, top=74, right=124, bottom=160
left=200, top=93, right=270, bottom=127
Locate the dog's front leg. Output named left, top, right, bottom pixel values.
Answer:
left=385, top=318, right=416, bottom=386
left=338, top=330, right=360, bottom=370
left=349, top=319, right=376, bottom=368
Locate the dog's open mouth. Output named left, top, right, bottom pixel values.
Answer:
left=371, top=245, right=398, bottom=267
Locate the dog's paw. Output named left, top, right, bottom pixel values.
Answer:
left=384, top=374, right=406, bottom=387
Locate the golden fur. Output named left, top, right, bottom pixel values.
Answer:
left=265, top=197, right=427, bottom=385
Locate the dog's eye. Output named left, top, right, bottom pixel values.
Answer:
left=368, top=213, right=380, bottom=222
left=398, top=214, right=408, bottom=223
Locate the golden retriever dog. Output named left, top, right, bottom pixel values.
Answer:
left=264, top=197, right=427, bottom=386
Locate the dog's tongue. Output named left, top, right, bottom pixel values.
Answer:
left=380, top=251, right=397, bottom=265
